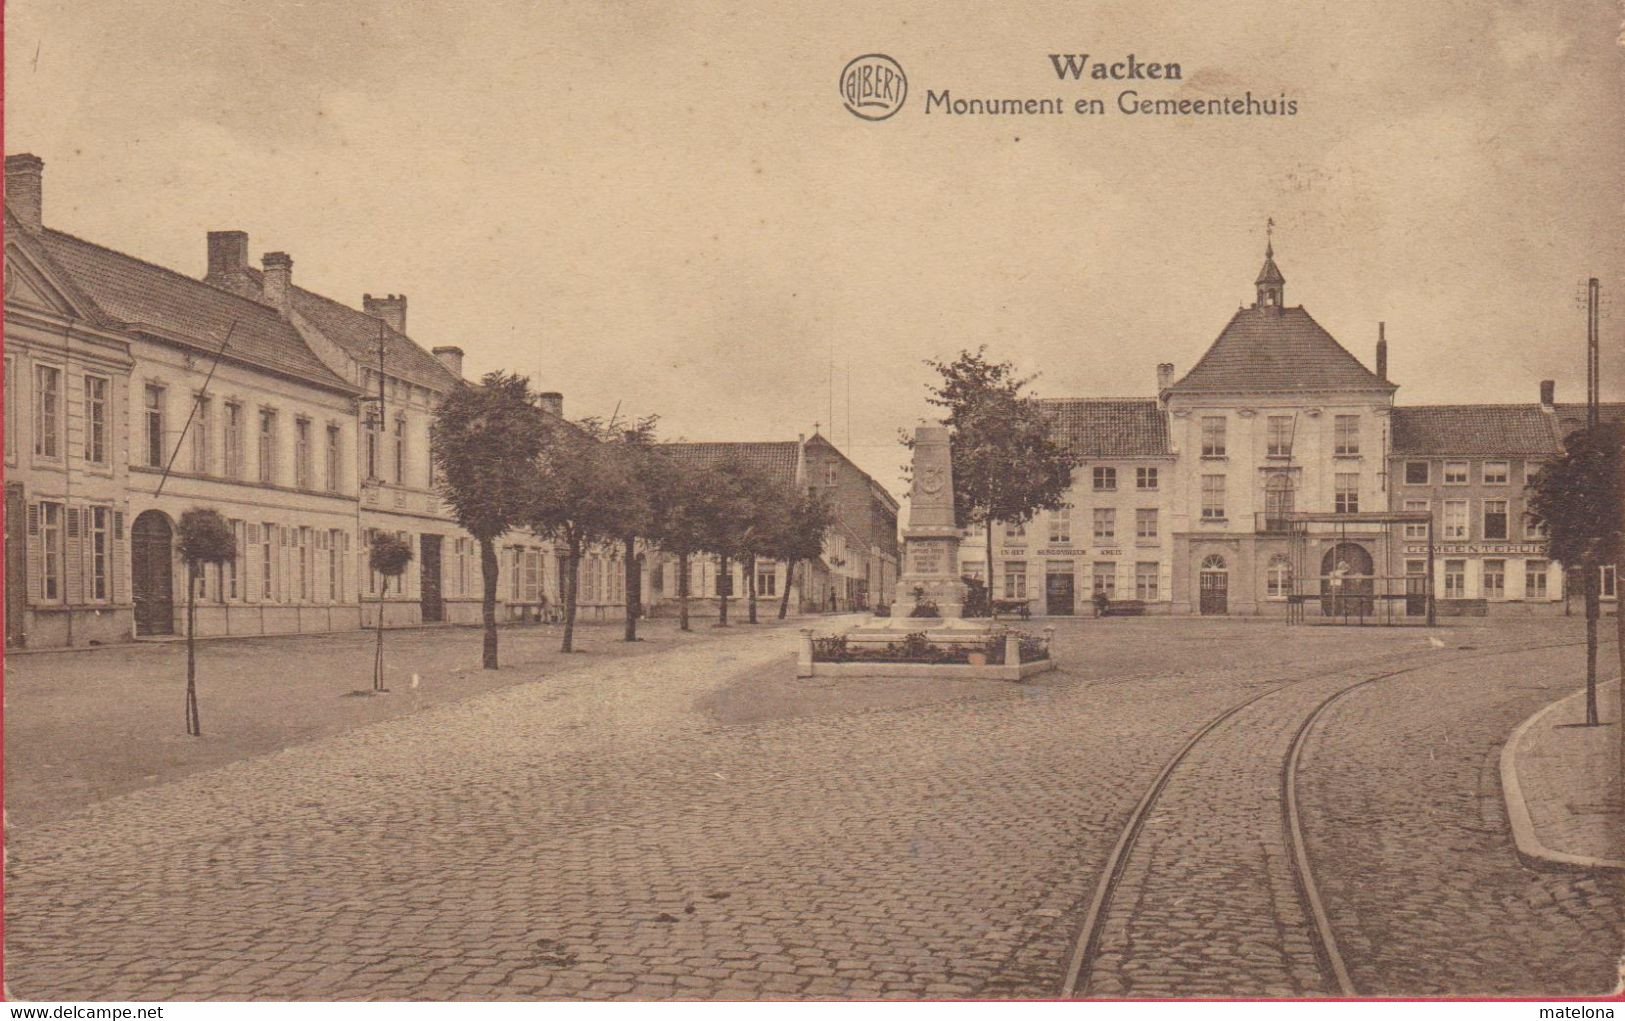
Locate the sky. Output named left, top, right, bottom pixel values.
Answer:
left=6, top=0, right=1623, bottom=497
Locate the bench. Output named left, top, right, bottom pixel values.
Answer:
left=1101, top=599, right=1147, bottom=617
left=991, top=599, right=1031, bottom=620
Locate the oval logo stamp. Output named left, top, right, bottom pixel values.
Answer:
left=840, top=54, right=907, bottom=121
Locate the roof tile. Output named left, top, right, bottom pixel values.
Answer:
left=1037, top=398, right=1170, bottom=457
left=1171, top=306, right=1392, bottom=394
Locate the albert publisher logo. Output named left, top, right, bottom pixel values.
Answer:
left=841, top=54, right=907, bottom=121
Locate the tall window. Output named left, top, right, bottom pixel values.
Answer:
left=1525, top=510, right=1549, bottom=540
left=1201, top=475, right=1225, bottom=519
left=261, top=523, right=275, bottom=600
left=756, top=562, right=777, bottom=597
left=297, top=527, right=310, bottom=601
left=1092, top=507, right=1115, bottom=542
left=1135, top=508, right=1158, bottom=540
left=229, top=520, right=244, bottom=601
left=39, top=501, right=62, bottom=600
left=1200, top=417, right=1226, bottom=457
left=1483, top=559, right=1505, bottom=600
left=223, top=402, right=243, bottom=478
left=1404, top=461, right=1429, bottom=485
left=83, top=375, right=109, bottom=465
left=1265, top=475, right=1294, bottom=526
left=1444, top=559, right=1466, bottom=599
left=1135, top=466, right=1158, bottom=490
left=1092, top=562, right=1116, bottom=597
left=1135, top=561, right=1159, bottom=600
left=365, top=420, right=380, bottom=480
left=1403, top=499, right=1429, bottom=539
left=393, top=415, right=406, bottom=485
left=1002, top=561, right=1027, bottom=600
left=1483, top=499, right=1508, bottom=540
left=1003, top=521, right=1025, bottom=541
left=1443, top=500, right=1469, bottom=539
left=1266, top=555, right=1292, bottom=599
left=258, top=410, right=276, bottom=484
left=294, top=418, right=313, bottom=490
left=1266, top=416, right=1293, bottom=458
left=1443, top=461, right=1469, bottom=485
left=143, top=383, right=165, bottom=466
left=191, top=396, right=211, bottom=474
left=1093, top=466, right=1116, bottom=491
left=1333, top=415, right=1360, bottom=455
left=89, top=506, right=110, bottom=601
left=1483, top=461, right=1509, bottom=485
left=1048, top=506, right=1071, bottom=544
left=1525, top=560, right=1548, bottom=599
left=326, top=425, right=341, bottom=492
left=34, top=365, right=63, bottom=458
left=329, top=529, right=343, bottom=601
left=1334, top=473, right=1359, bottom=514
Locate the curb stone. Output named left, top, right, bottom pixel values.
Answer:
left=1501, top=677, right=1624, bottom=871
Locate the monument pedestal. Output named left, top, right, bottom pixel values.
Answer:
left=894, top=425, right=967, bottom=617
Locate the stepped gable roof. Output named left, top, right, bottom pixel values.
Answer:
left=1037, top=398, right=1170, bottom=457
left=1169, top=305, right=1395, bottom=395
left=35, top=227, right=354, bottom=392
left=662, top=441, right=802, bottom=492
left=1390, top=405, right=1561, bottom=457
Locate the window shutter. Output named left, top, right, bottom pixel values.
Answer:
left=26, top=503, right=42, bottom=603
left=112, top=511, right=127, bottom=604
left=244, top=525, right=259, bottom=604
left=65, top=507, right=84, bottom=604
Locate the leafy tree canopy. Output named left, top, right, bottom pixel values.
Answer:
left=177, top=508, right=236, bottom=565
left=1528, top=421, right=1623, bottom=567
left=431, top=372, right=548, bottom=541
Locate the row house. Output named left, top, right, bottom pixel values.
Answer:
left=2, top=152, right=599, bottom=647
left=1387, top=389, right=1624, bottom=612
left=958, top=399, right=1174, bottom=615
left=647, top=434, right=899, bottom=615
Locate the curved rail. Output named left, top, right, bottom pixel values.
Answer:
left=1059, top=636, right=1604, bottom=999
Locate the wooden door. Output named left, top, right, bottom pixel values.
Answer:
left=132, top=510, right=174, bottom=636
left=419, top=534, right=443, bottom=623
left=1045, top=571, right=1075, bottom=616
left=1199, top=569, right=1228, bottom=615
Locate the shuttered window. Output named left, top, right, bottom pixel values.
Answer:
left=38, top=502, right=63, bottom=602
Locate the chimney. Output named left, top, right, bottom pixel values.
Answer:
left=1156, top=363, right=1174, bottom=391
left=1539, top=379, right=1555, bottom=408
left=431, top=345, right=464, bottom=378
left=363, top=293, right=407, bottom=335
left=538, top=392, right=564, bottom=418
left=261, top=252, right=293, bottom=310
left=1376, top=322, right=1388, bottom=381
left=5, top=153, right=44, bottom=231
left=206, top=230, right=249, bottom=281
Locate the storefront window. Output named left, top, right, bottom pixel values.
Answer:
left=1002, top=561, right=1027, bottom=600
left=1483, top=559, right=1505, bottom=600
left=1444, top=559, right=1466, bottom=599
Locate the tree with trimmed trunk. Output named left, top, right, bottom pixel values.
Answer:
left=607, top=418, right=662, bottom=642
left=910, top=348, right=1077, bottom=613
left=367, top=532, right=414, bottom=692
left=176, top=508, right=236, bottom=737
left=530, top=416, right=641, bottom=653
left=770, top=489, right=836, bottom=619
left=1528, top=420, right=1623, bottom=727
left=697, top=455, right=775, bottom=627
left=431, top=371, right=548, bottom=670
left=648, top=452, right=711, bottom=632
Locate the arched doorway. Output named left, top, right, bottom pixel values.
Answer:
left=1199, top=553, right=1228, bottom=615
left=1320, top=542, right=1374, bottom=617
left=132, top=510, right=175, bottom=636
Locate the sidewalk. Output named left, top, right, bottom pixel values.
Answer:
left=1502, top=676, right=1624, bottom=869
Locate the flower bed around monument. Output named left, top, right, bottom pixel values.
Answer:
left=798, top=627, right=1055, bottom=682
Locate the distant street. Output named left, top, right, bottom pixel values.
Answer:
left=4, top=618, right=1619, bottom=1000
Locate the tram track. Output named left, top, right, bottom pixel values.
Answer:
left=1057, top=635, right=1606, bottom=998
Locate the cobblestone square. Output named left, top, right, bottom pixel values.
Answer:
left=4, top=617, right=1621, bottom=1000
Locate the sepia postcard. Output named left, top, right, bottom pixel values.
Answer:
left=2, top=0, right=1622, bottom=1013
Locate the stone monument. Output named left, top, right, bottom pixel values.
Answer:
left=894, top=425, right=968, bottom=617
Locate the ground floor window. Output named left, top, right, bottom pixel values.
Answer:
left=1135, top=561, right=1158, bottom=600
left=961, top=561, right=984, bottom=582
left=756, top=563, right=777, bottom=597
left=1003, top=561, right=1027, bottom=600
left=1525, top=559, right=1548, bottom=599
left=1483, top=559, right=1505, bottom=600
left=1604, top=564, right=1617, bottom=599
left=1266, top=555, right=1291, bottom=599
left=1093, top=561, right=1116, bottom=598
left=1444, top=559, right=1466, bottom=599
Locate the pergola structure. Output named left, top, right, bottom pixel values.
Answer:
left=1268, top=510, right=1436, bottom=627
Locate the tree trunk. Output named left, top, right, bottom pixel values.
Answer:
left=1584, top=552, right=1600, bottom=726
left=985, top=517, right=996, bottom=617
left=562, top=539, right=581, bottom=653
left=623, top=535, right=639, bottom=641
left=185, top=564, right=200, bottom=737
left=678, top=552, right=691, bottom=631
left=374, top=570, right=387, bottom=692
left=479, top=536, right=499, bottom=669
left=718, top=555, right=731, bottom=626
left=747, top=554, right=758, bottom=624
left=779, top=560, right=795, bottom=619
